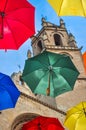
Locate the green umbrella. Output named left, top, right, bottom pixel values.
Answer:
left=22, top=51, right=79, bottom=97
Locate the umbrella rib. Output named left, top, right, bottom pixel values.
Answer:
left=47, top=51, right=51, bottom=66
left=54, top=67, right=79, bottom=85
left=58, top=0, right=64, bottom=16
left=36, top=51, right=50, bottom=67
left=68, top=106, right=85, bottom=120
left=24, top=68, right=48, bottom=76
left=81, top=0, right=86, bottom=17
left=51, top=72, right=69, bottom=95
left=53, top=57, right=65, bottom=67
left=82, top=102, right=86, bottom=116
left=53, top=56, right=78, bottom=72
left=73, top=102, right=86, bottom=116
left=73, top=105, right=84, bottom=111
left=35, top=51, right=51, bottom=67
left=53, top=69, right=73, bottom=89
left=38, top=60, right=49, bottom=68
left=3, top=0, right=8, bottom=12
left=32, top=58, right=49, bottom=68
left=34, top=70, right=49, bottom=88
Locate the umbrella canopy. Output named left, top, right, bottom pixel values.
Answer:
left=22, top=51, right=79, bottom=97
left=22, top=116, right=64, bottom=130
left=64, top=101, right=86, bottom=130
left=0, top=72, right=20, bottom=111
left=0, top=0, right=35, bottom=50
left=47, top=0, right=86, bottom=17
left=82, top=52, right=86, bottom=74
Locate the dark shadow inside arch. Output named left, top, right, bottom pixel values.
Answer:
left=38, top=40, right=43, bottom=50
left=11, top=113, right=39, bottom=130
left=54, top=34, right=61, bottom=46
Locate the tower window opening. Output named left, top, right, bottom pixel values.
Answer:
left=37, top=40, right=43, bottom=51
left=54, top=34, right=61, bottom=46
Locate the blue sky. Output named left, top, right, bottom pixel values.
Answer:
left=0, top=0, right=86, bottom=76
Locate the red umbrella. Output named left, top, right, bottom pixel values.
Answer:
left=0, top=0, right=35, bottom=50
left=22, top=116, right=64, bottom=130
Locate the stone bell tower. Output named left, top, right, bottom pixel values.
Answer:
left=31, top=17, right=77, bottom=55
left=31, top=17, right=85, bottom=78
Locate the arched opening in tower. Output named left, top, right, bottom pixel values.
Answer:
left=54, top=34, right=61, bottom=46
left=37, top=40, right=43, bottom=51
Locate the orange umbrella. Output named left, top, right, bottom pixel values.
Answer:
left=82, top=52, right=86, bottom=74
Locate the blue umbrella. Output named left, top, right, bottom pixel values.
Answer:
left=0, top=72, right=20, bottom=111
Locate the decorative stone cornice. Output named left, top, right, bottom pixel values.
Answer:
left=45, top=45, right=82, bottom=51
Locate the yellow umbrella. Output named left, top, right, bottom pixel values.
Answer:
left=64, top=102, right=86, bottom=130
left=47, top=0, right=86, bottom=17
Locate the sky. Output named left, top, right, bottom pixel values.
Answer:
left=0, top=0, right=86, bottom=76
